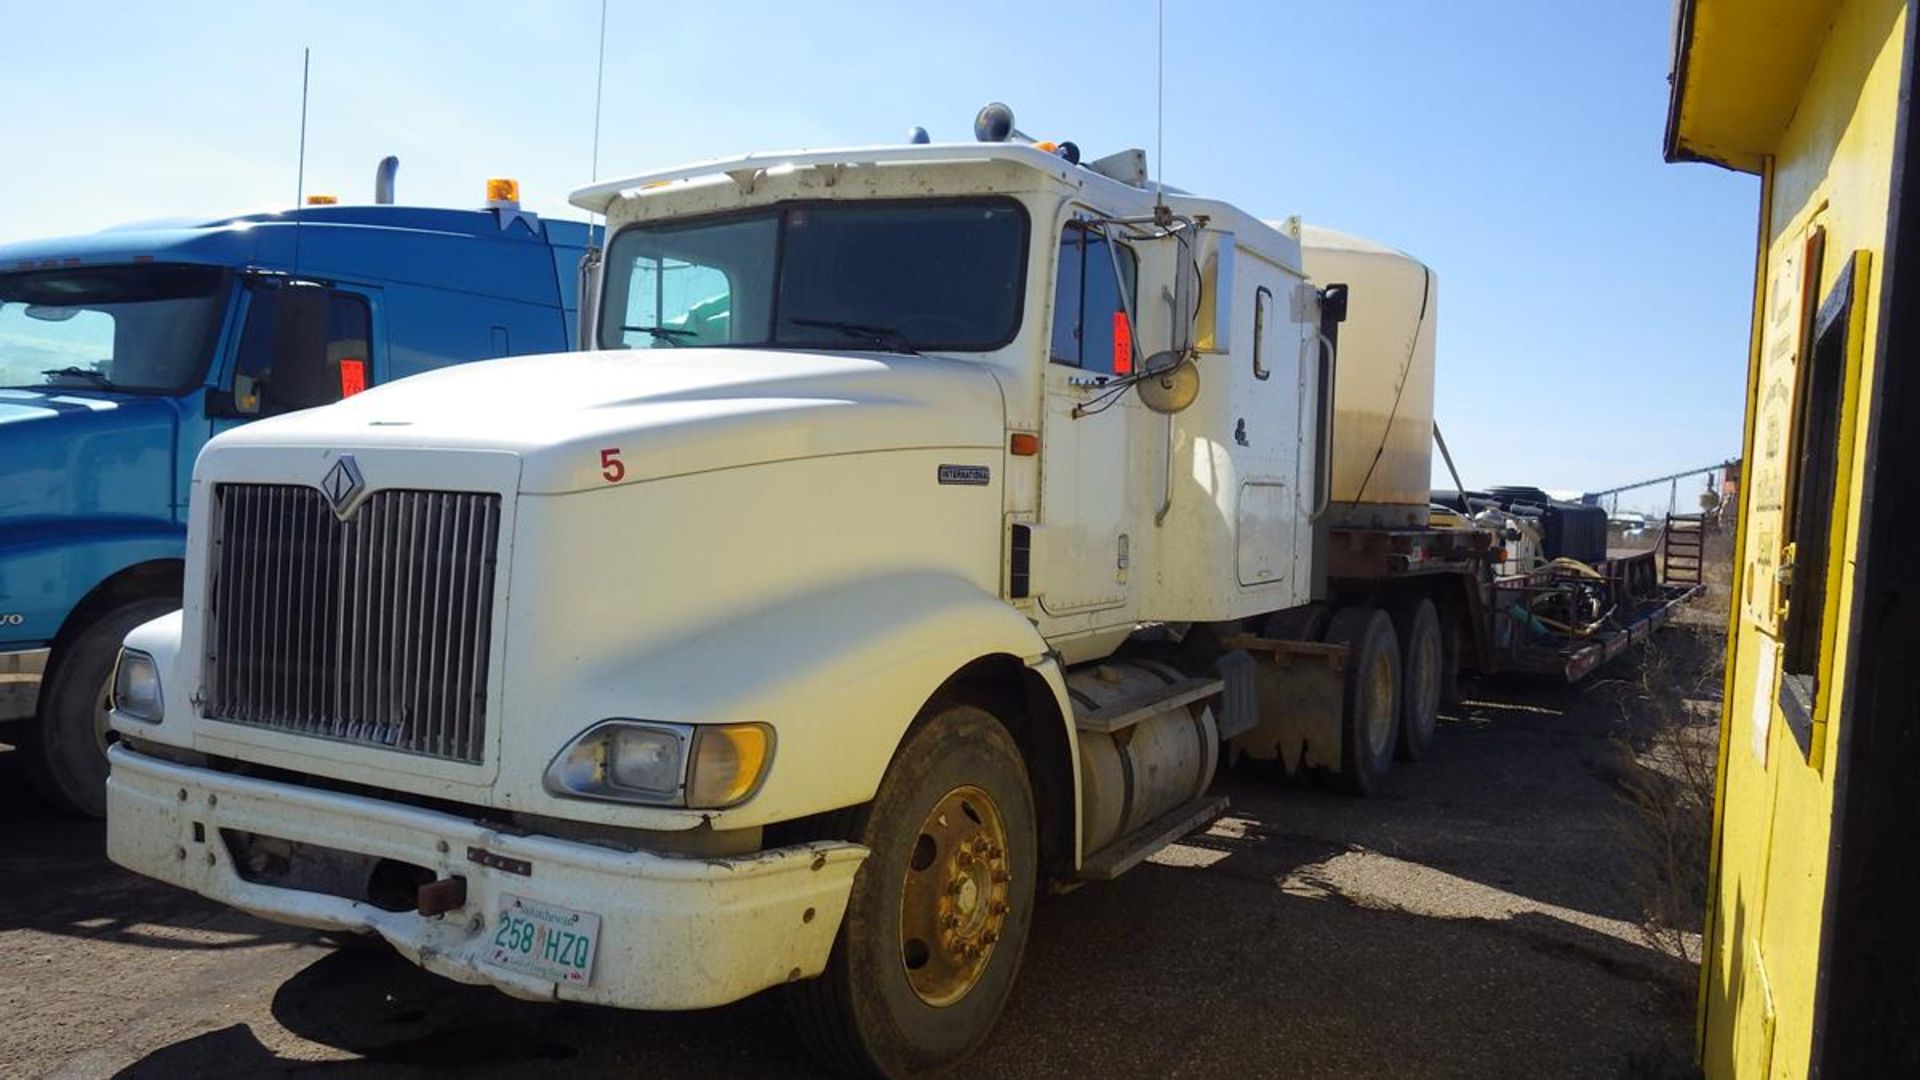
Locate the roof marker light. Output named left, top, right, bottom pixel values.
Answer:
left=305, top=194, right=338, bottom=206
left=486, top=178, right=521, bottom=205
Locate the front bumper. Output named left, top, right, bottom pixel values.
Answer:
left=106, top=745, right=867, bottom=1010
left=0, top=646, right=48, bottom=722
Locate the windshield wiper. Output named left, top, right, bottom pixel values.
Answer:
left=620, top=324, right=697, bottom=348
left=785, top=317, right=920, bottom=356
left=41, top=366, right=115, bottom=388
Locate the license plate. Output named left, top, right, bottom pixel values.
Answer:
left=483, top=895, right=600, bottom=987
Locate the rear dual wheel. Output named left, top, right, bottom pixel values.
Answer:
left=1325, top=606, right=1401, bottom=796
left=1391, top=599, right=1443, bottom=761
left=788, top=703, right=1037, bottom=1077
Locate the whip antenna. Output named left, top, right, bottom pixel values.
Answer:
left=293, top=47, right=311, bottom=273
left=1155, top=0, right=1165, bottom=210
left=591, top=0, right=608, bottom=187
left=575, top=0, right=612, bottom=351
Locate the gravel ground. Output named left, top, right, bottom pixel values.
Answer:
left=0, top=664, right=1703, bottom=1079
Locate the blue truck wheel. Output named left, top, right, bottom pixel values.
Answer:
left=24, top=597, right=178, bottom=818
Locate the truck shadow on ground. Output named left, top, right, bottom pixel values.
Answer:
left=116, top=948, right=827, bottom=1079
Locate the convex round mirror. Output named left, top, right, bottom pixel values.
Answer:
left=1136, top=349, right=1199, bottom=414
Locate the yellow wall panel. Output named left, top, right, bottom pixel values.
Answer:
left=1697, top=1, right=1905, bottom=1076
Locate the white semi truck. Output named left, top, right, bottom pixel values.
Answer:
left=102, top=109, right=1690, bottom=1076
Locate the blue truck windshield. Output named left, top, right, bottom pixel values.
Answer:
left=599, top=200, right=1028, bottom=353
left=0, top=264, right=228, bottom=392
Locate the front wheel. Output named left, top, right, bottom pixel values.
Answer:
left=787, top=703, right=1037, bottom=1077
left=24, top=597, right=178, bottom=818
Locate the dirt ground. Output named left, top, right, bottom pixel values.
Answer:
left=0, top=619, right=1724, bottom=1078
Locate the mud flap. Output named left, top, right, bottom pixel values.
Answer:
left=1221, top=636, right=1348, bottom=779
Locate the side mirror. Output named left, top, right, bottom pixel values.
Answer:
left=205, top=385, right=252, bottom=419
left=1171, top=230, right=1200, bottom=354
left=274, top=281, right=332, bottom=378
left=577, top=246, right=603, bottom=351
left=1136, top=349, right=1200, bottom=414
left=1320, top=283, right=1349, bottom=325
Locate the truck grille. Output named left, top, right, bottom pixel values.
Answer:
left=204, top=483, right=501, bottom=763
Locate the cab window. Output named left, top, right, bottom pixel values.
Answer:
left=233, top=285, right=373, bottom=416
left=604, top=213, right=774, bottom=349
left=621, top=258, right=736, bottom=347
left=1050, top=221, right=1138, bottom=374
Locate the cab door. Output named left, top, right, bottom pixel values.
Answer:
left=1233, top=280, right=1308, bottom=593
left=1035, top=219, right=1138, bottom=617
left=208, top=279, right=379, bottom=440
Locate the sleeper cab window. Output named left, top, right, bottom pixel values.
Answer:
left=1253, top=285, right=1274, bottom=379
left=1050, top=220, right=1137, bottom=375
left=232, top=285, right=372, bottom=416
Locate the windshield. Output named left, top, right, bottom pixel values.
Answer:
left=0, top=264, right=229, bottom=392
left=598, top=199, right=1029, bottom=353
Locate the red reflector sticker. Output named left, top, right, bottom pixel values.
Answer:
left=339, top=358, right=367, bottom=397
left=1113, top=313, right=1132, bottom=375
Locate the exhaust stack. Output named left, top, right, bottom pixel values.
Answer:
left=374, top=156, right=399, bottom=204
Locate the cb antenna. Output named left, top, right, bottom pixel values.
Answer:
left=1154, top=0, right=1166, bottom=215
left=573, top=0, right=612, bottom=352
left=589, top=0, right=609, bottom=232
left=293, top=47, right=311, bottom=273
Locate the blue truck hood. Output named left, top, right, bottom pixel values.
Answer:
left=0, top=389, right=181, bottom=523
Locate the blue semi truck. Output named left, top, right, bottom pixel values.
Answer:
left=0, top=180, right=589, bottom=816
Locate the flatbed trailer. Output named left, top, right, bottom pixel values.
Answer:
left=1489, top=548, right=1698, bottom=682
left=1221, top=522, right=1698, bottom=790
left=1327, top=522, right=1696, bottom=683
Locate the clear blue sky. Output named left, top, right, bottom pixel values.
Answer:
left=0, top=1, right=1756, bottom=507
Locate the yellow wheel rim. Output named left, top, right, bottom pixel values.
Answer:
left=897, top=784, right=1012, bottom=1007
left=1366, top=651, right=1396, bottom=758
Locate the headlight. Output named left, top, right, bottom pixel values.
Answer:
left=112, top=648, right=163, bottom=723
left=545, top=720, right=773, bottom=809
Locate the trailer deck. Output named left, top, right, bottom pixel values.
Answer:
left=1491, top=549, right=1699, bottom=681
left=1325, top=524, right=1700, bottom=685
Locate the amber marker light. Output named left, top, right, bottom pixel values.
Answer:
left=486, top=177, right=521, bottom=203
left=1010, top=433, right=1040, bottom=456
left=688, top=724, right=774, bottom=809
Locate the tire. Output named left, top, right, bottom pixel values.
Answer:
left=787, top=703, right=1038, bottom=1077
left=1324, top=606, right=1400, bottom=796
left=1391, top=599, right=1442, bottom=762
left=23, top=597, right=177, bottom=818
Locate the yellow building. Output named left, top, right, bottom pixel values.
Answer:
left=1667, top=0, right=1920, bottom=1074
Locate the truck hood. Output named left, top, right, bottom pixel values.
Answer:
left=0, top=389, right=179, bottom=521
left=207, top=348, right=1008, bottom=494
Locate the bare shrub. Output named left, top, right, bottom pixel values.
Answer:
left=1609, top=627, right=1722, bottom=959
left=1607, top=527, right=1731, bottom=959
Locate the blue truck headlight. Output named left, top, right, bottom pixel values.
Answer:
left=545, top=720, right=772, bottom=808
left=112, top=648, right=163, bottom=723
